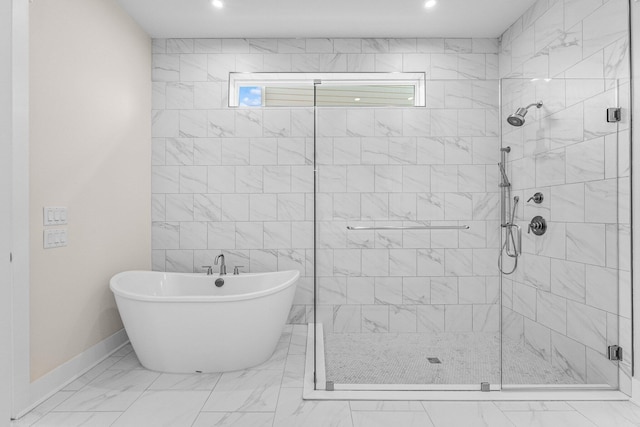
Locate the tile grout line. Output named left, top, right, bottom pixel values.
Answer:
left=420, top=401, right=438, bottom=427
left=271, top=326, right=297, bottom=427
left=188, top=373, right=222, bottom=427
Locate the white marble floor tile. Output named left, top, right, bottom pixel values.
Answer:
left=503, top=410, right=597, bottom=427
left=54, top=369, right=160, bottom=412
left=251, top=340, right=289, bottom=371
left=111, top=390, right=209, bottom=427
left=191, top=412, right=274, bottom=427
left=273, top=387, right=353, bottom=427
left=350, top=401, right=425, bottom=411
left=201, top=369, right=282, bottom=412
left=423, top=401, right=514, bottom=427
left=568, top=401, right=640, bottom=427
left=494, top=401, right=573, bottom=411
left=148, top=372, right=221, bottom=390
left=107, top=352, right=144, bottom=371
left=282, top=324, right=294, bottom=332
left=278, top=334, right=293, bottom=349
left=30, top=412, right=122, bottom=427
left=289, top=325, right=308, bottom=355
left=282, top=354, right=305, bottom=388
left=112, top=344, right=134, bottom=357
left=63, top=356, right=123, bottom=391
left=352, top=411, right=434, bottom=427
left=280, top=324, right=294, bottom=341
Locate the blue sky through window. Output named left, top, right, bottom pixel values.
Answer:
left=239, top=86, right=262, bottom=107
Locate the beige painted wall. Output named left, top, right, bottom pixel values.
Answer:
left=29, top=0, right=151, bottom=380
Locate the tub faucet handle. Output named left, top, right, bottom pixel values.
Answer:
left=201, top=265, right=213, bottom=275
left=233, top=265, right=244, bottom=275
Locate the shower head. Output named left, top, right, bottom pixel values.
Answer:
left=506, top=101, right=543, bottom=127
left=506, top=109, right=528, bottom=127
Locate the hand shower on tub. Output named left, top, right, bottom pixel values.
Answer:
left=498, top=148, right=521, bottom=275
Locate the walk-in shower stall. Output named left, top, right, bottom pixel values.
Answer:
left=298, top=70, right=631, bottom=395
left=222, top=64, right=632, bottom=397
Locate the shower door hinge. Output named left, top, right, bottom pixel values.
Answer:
left=607, top=107, right=621, bottom=122
left=608, top=345, right=623, bottom=361
left=480, top=382, right=490, bottom=392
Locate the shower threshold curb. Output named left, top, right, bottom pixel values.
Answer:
left=303, top=324, right=630, bottom=401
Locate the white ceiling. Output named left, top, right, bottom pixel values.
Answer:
left=116, top=0, right=538, bottom=39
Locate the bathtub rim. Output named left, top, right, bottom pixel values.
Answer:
left=110, top=269, right=300, bottom=303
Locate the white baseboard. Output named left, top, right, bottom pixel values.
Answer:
left=16, top=328, right=129, bottom=419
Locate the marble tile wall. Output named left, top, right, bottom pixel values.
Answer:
left=498, top=0, right=631, bottom=391
left=313, top=95, right=501, bottom=334
left=150, top=37, right=502, bottom=337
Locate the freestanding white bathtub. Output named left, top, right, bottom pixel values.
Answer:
left=110, top=269, right=300, bottom=373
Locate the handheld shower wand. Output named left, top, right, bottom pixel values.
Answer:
left=499, top=195, right=521, bottom=275
left=497, top=147, right=521, bottom=275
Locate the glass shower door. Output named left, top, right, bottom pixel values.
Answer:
left=313, top=79, right=503, bottom=391
left=499, top=78, right=630, bottom=391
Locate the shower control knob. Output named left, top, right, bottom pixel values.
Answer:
left=527, top=192, right=544, bottom=204
left=527, top=216, right=546, bottom=236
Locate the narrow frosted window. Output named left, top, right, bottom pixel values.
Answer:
left=229, top=72, right=426, bottom=107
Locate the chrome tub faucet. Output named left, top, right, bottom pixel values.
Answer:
left=214, top=254, right=226, bottom=276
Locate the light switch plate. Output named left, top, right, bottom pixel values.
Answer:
left=44, top=229, right=67, bottom=249
left=44, top=207, right=68, bottom=226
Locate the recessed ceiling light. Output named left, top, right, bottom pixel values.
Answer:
left=424, top=0, right=437, bottom=8
left=354, top=98, right=361, bottom=101
left=211, top=0, right=224, bottom=9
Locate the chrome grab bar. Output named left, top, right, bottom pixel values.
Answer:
left=346, top=225, right=469, bottom=231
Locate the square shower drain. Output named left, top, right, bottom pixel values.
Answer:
left=427, top=357, right=442, bottom=364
